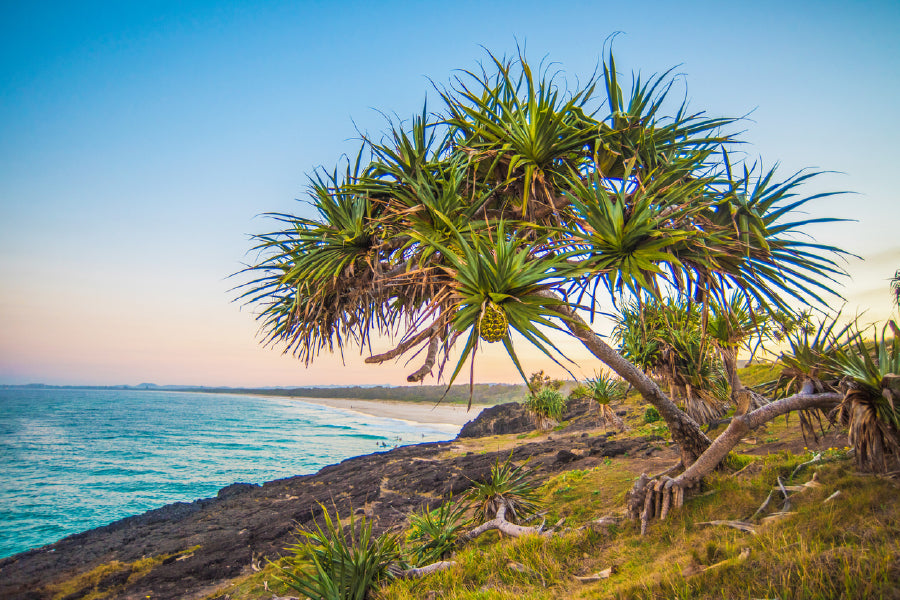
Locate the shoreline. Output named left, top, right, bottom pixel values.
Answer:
left=284, top=396, right=487, bottom=428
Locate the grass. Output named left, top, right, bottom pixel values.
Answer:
left=373, top=453, right=899, bottom=600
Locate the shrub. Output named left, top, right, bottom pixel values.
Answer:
left=644, top=406, right=661, bottom=423
left=278, top=504, right=399, bottom=600
left=524, top=389, right=566, bottom=429
left=466, top=455, right=541, bottom=524
left=405, top=498, right=470, bottom=566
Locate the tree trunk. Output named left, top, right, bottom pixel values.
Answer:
left=674, top=389, right=842, bottom=488
left=627, top=387, right=843, bottom=534
left=544, top=293, right=711, bottom=465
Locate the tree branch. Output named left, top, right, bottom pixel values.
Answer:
left=397, top=561, right=457, bottom=579
left=459, top=505, right=548, bottom=541
left=674, top=391, right=843, bottom=488
left=365, top=325, right=438, bottom=364
left=460, top=516, right=546, bottom=541
left=537, top=289, right=711, bottom=464
left=406, top=335, right=440, bottom=382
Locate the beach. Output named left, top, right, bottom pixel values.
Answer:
left=291, top=397, right=487, bottom=427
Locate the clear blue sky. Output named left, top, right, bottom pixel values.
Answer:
left=1, top=0, right=897, bottom=386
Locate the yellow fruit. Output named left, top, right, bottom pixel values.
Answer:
left=479, top=302, right=508, bottom=343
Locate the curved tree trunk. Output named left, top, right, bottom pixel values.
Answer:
left=630, top=386, right=843, bottom=534
left=674, top=389, right=843, bottom=488
left=544, top=293, right=711, bottom=465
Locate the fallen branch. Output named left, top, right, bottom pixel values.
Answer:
left=461, top=517, right=546, bottom=540
left=695, top=520, right=757, bottom=534
left=397, top=561, right=456, bottom=579
left=748, top=490, right=776, bottom=522
left=683, top=548, right=751, bottom=577
left=776, top=476, right=792, bottom=512
left=789, top=452, right=823, bottom=480
left=574, top=566, right=617, bottom=583
left=460, top=505, right=548, bottom=541
left=761, top=511, right=795, bottom=524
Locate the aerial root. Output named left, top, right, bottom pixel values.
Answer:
left=639, top=482, right=655, bottom=535
left=631, top=474, right=687, bottom=535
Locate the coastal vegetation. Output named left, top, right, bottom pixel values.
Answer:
left=194, top=383, right=525, bottom=405
left=234, top=47, right=899, bottom=598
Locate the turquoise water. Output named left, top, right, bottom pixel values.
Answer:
left=0, top=388, right=458, bottom=559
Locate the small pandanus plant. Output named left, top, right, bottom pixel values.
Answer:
left=832, top=320, right=900, bottom=473
left=584, top=372, right=628, bottom=430
left=465, top=455, right=542, bottom=525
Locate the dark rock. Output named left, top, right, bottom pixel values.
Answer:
left=555, top=449, right=578, bottom=464
left=217, top=482, right=258, bottom=499
left=457, top=402, right=534, bottom=438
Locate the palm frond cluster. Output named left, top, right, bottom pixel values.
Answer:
left=771, top=317, right=900, bottom=473
left=405, top=497, right=470, bottom=567
left=613, top=296, right=756, bottom=424
left=568, top=372, right=628, bottom=430
left=238, top=49, right=846, bottom=397
left=279, top=506, right=399, bottom=600
left=466, top=455, right=542, bottom=525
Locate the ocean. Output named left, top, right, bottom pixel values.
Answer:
left=0, top=388, right=460, bottom=559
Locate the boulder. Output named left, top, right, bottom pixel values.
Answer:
left=457, top=402, right=534, bottom=438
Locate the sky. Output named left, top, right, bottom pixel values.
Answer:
left=1, top=0, right=898, bottom=387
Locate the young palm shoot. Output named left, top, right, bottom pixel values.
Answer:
left=832, top=320, right=900, bottom=473
left=405, top=498, right=470, bottom=567
left=278, top=505, right=399, bottom=600
left=584, top=372, right=628, bottom=431
left=466, top=455, right=541, bottom=525
left=524, top=388, right=567, bottom=430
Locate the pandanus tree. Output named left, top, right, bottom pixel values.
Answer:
left=239, top=50, right=852, bottom=505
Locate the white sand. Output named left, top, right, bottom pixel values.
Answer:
left=290, top=397, right=485, bottom=427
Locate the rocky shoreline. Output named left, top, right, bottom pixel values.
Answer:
left=0, top=402, right=664, bottom=600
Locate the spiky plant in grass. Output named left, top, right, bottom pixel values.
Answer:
left=769, top=312, right=850, bottom=397
left=523, top=388, right=567, bottom=430
left=404, top=498, right=470, bottom=567
left=583, top=372, right=628, bottom=430
left=764, top=313, right=852, bottom=442
left=278, top=505, right=399, bottom=600
left=831, top=320, right=900, bottom=473
left=466, top=455, right=541, bottom=525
